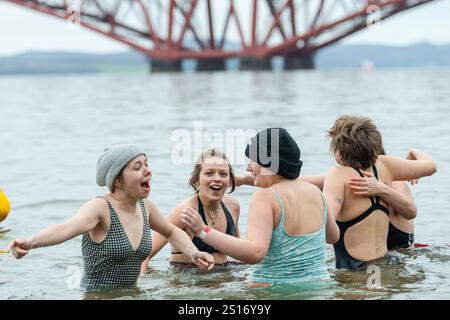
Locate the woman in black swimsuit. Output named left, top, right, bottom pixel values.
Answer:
left=348, top=146, right=434, bottom=250
left=323, top=116, right=436, bottom=269
left=141, top=149, right=240, bottom=273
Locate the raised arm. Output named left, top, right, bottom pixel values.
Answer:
left=349, top=173, right=417, bottom=220
left=234, top=173, right=255, bottom=187
left=149, top=203, right=188, bottom=259
left=8, top=198, right=104, bottom=258
left=380, top=149, right=437, bottom=182
left=144, top=199, right=214, bottom=271
left=181, top=189, right=274, bottom=264
left=140, top=202, right=188, bottom=274
left=322, top=167, right=343, bottom=244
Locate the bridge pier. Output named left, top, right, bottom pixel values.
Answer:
left=196, top=58, right=226, bottom=72
left=283, top=54, right=315, bottom=70
left=150, top=59, right=182, bottom=72
left=239, top=57, right=272, bottom=71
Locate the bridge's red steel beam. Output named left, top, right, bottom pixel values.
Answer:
left=2, top=0, right=437, bottom=60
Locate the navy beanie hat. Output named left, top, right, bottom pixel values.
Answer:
left=245, top=128, right=302, bottom=179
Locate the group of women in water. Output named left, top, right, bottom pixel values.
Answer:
left=4, top=115, right=437, bottom=289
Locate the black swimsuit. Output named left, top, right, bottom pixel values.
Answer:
left=172, top=196, right=236, bottom=255
left=333, top=165, right=390, bottom=270
left=387, top=223, right=414, bottom=250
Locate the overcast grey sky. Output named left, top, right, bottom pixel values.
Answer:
left=0, top=0, right=449, bottom=56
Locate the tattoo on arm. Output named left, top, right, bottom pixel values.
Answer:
left=336, top=196, right=343, bottom=206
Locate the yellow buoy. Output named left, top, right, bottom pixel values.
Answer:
left=0, top=187, right=11, bottom=222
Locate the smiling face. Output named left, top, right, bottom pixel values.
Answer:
left=113, top=155, right=152, bottom=199
left=194, top=156, right=231, bottom=201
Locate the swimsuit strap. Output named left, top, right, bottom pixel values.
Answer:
left=196, top=195, right=209, bottom=225
left=371, top=165, right=381, bottom=205
left=267, top=188, right=285, bottom=227
left=353, top=168, right=376, bottom=206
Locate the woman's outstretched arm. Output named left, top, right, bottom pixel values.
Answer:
left=8, top=198, right=104, bottom=258
left=181, top=189, right=273, bottom=264
left=145, top=199, right=214, bottom=271
left=380, top=149, right=437, bottom=182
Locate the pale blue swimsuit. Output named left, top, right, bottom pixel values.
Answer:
left=250, top=188, right=330, bottom=284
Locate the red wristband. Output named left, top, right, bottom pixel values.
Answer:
left=198, top=226, right=211, bottom=240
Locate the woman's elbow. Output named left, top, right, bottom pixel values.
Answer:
left=241, top=249, right=265, bottom=264
left=424, top=161, right=437, bottom=176
left=326, top=233, right=339, bottom=244
left=404, top=204, right=417, bottom=220
left=430, top=162, right=437, bottom=176
left=326, top=225, right=340, bottom=244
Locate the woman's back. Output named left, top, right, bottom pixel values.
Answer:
left=332, top=159, right=391, bottom=267
left=324, top=116, right=437, bottom=269
left=273, top=180, right=326, bottom=235
left=339, top=159, right=391, bottom=220
left=251, top=180, right=329, bottom=284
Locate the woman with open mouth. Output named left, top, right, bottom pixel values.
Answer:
left=7, top=144, right=214, bottom=289
left=141, top=148, right=240, bottom=272
left=180, top=129, right=338, bottom=287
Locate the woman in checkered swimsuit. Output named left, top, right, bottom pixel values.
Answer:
left=8, top=145, right=214, bottom=289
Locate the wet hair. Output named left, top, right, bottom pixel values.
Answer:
left=327, top=115, right=384, bottom=170
left=189, top=149, right=236, bottom=194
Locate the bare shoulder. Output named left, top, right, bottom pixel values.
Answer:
left=143, top=198, right=160, bottom=216
left=183, top=194, right=199, bottom=208
left=378, top=154, right=401, bottom=169
left=328, top=165, right=360, bottom=180
left=222, top=194, right=239, bottom=209
left=326, top=165, right=345, bottom=176
left=302, top=180, right=324, bottom=200
left=82, top=197, right=109, bottom=214
left=375, top=157, right=389, bottom=170
left=73, top=197, right=109, bottom=224
left=222, top=194, right=240, bottom=217
left=298, top=179, right=321, bottom=192
left=170, top=195, right=198, bottom=216
left=251, top=188, right=277, bottom=208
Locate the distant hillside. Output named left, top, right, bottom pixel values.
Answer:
left=316, top=42, right=450, bottom=68
left=0, top=51, right=147, bottom=75
left=0, top=43, right=449, bottom=75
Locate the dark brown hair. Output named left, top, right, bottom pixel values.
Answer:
left=111, top=169, right=124, bottom=193
left=189, top=149, right=235, bottom=194
left=328, top=115, right=383, bottom=170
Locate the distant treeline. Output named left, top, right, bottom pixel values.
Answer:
left=0, top=43, right=449, bottom=75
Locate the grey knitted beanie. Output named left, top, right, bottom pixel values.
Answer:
left=96, top=144, right=146, bottom=191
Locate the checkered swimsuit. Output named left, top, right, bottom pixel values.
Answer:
left=81, top=198, right=152, bottom=288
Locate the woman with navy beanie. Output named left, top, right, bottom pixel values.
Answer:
left=181, top=128, right=339, bottom=287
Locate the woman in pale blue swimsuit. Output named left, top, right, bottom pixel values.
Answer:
left=181, top=128, right=340, bottom=287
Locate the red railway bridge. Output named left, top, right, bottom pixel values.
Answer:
left=2, top=0, right=438, bottom=71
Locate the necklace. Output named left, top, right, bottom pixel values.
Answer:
left=205, top=205, right=220, bottom=226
